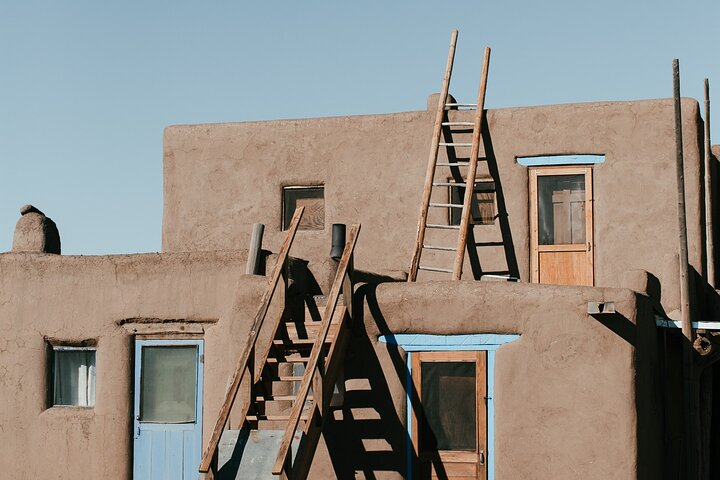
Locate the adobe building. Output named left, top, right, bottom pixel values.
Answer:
left=1, top=38, right=720, bottom=479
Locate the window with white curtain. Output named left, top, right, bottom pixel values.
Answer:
left=52, top=347, right=96, bottom=407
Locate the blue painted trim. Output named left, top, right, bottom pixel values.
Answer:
left=406, top=351, right=413, bottom=480
left=383, top=333, right=520, bottom=480
left=516, top=154, right=605, bottom=166
left=379, top=333, right=519, bottom=351
left=133, top=338, right=204, bottom=480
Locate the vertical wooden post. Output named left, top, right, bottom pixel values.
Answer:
left=674, top=59, right=693, bottom=344
left=246, top=223, right=265, bottom=275
left=674, top=58, right=698, bottom=480
left=453, top=47, right=491, bottom=280
left=704, top=79, right=714, bottom=287
left=408, top=30, right=459, bottom=281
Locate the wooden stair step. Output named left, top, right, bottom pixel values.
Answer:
left=273, top=338, right=333, bottom=347
left=264, top=375, right=304, bottom=382
left=246, top=414, right=309, bottom=422
left=255, top=395, right=313, bottom=402
left=266, top=354, right=310, bottom=363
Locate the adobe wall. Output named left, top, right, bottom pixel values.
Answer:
left=0, top=251, right=283, bottom=480
left=303, top=281, right=663, bottom=479
left=162, top=98, right=705, bottom=316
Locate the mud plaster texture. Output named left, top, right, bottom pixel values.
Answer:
left=163, top=98, right=705, bottom=317
left=297, top=281, right=662, bottom=480
left=12, top=206, right=61, bottom=254
left=0, top=250, right=290, bottom=480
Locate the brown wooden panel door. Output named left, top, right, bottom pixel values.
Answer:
left=530, top=166, right=594, bottom=286
left=411, top=351, right=487, bottom=480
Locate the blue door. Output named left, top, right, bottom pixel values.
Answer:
left=133, top=339, right=204, bottom=480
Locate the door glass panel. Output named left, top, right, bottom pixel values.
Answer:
left=140, top=346, right=197, bottom=423
left=537, top=174, right=586, bottom=245
left=420, top=361, right=476, bottom=451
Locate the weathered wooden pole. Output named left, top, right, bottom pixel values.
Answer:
left=674, top=58, right=698, bottom=479
left=704, top=79, right=714, bottom=287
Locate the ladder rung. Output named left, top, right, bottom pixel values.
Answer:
left=427, top=224, right=461, bottom=230
left=256, top=395, right=313, bottom=402
left=475, top=241, right=504, bottom=247
left=432, top=182, right=465, bottom=187
left=441, top=122, right=474, bottom=126
left=429, top=202, right=463, bottom=209
left=445, top=103, right=477, bottom=108
left=439, top=142, right=473, bottom=147
left=273, top=338, right=332, bottom=346
left=266, top=376, right=304, bottom=382
left=423, top=244, right=456, bottom=251
left=418, top=266, right=453, bottom=273
left=436, top=162, right=470, bottom=167
left=482, top=274, right=519, bottom=281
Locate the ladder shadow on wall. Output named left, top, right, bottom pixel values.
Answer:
left=318, top=283, right=450, bottom=479
left=440, top=113, right=519, bottom=281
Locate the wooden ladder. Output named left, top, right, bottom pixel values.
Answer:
left=408, top=30, right=492, bottom=281
left=271, top=224, right=359, bottom=479
left=198, top=207, right=360, bottom=479
left=198, top=206, right=306, bottom=477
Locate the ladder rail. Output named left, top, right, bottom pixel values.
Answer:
left=272, top=224, right=361, bottom=476
left=198, top=207, right=305, bottom=475
left=452, top=47, right=491, bottom=280
left=408, top=29, right=459, bottom=282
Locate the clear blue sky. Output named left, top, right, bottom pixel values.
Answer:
left=1, top=1, right=718, bottom=254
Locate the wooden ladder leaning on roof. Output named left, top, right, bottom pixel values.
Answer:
left=408, top=30, right=492, bottom=281
left=198, top=205, right=360, bottom=480
left=198, top=206, right=307, bottom=477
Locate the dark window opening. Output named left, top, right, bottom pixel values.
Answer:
left=448, top=179, right=496, bottom=226
left=420, top=361, right=477, bottom=451
left=283, top=186, right=325, bottom=231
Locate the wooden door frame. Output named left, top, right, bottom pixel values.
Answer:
left=529, top=165, right=594, bottom=285
left=411, top=350, right=487, bottom=479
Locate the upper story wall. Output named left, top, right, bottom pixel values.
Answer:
left=162, top=98, right=705, bottom=314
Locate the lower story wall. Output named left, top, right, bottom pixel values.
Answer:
left=0, top=253, right=667, bottom=479
left=304, top=281, right=665, bottom=480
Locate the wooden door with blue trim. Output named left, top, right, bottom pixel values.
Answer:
left=412, top=351, right=487, bottom=479
left=133, top=339, right=204, bottom=480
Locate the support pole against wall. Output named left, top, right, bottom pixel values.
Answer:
left=674, top=58, right=699, bottom=480
left=704, top=79, right=714, bottom=287
left=674, top=59, right=694, bottom=345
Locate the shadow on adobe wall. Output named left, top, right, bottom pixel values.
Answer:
left=320, top=282, right=451, bottom=479
left=439, top=112, right=519, bottom=280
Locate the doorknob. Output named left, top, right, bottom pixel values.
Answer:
left=479, top=449, right=485, bottom=465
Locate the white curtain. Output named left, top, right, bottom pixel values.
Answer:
left=54, top=349, right=96, bottom=406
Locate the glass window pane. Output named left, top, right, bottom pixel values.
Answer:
left=538, top=174, right=586, bottom=245
left=141, top=346, right=197, bottom=423
left=420, top=361, right=476, bottom=451
left=53, top=349, right=96, bottom=407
